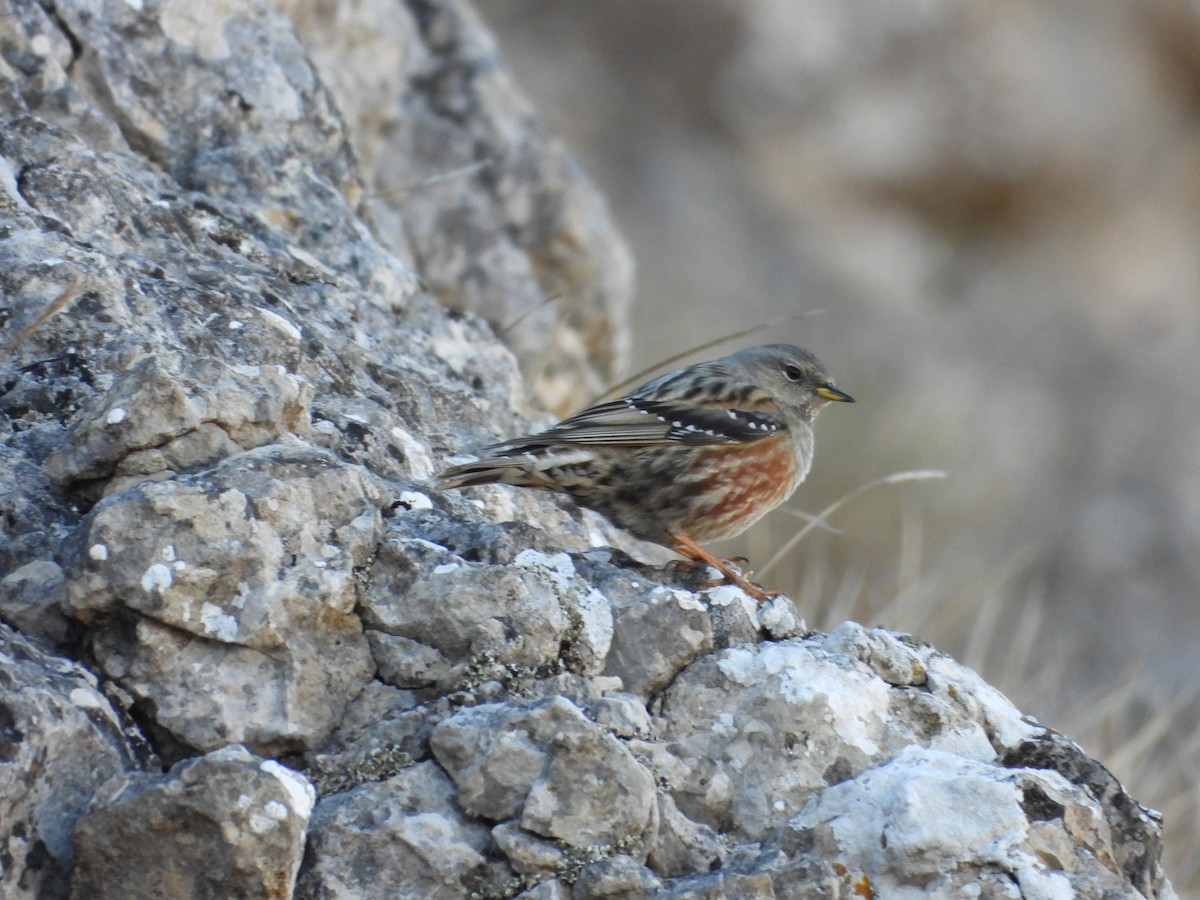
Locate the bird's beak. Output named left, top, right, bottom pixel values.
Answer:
left=815, top=384, right=855, bottom=403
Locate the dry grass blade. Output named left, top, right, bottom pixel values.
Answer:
left=824, top=565, right=867, bottom=628
left=499, top=291, right=563, bottom=337
left=1066, top=652, right=1149, bottom=739
left=776, top=504, right=843, bottom=535
left=954, top=546, right=1044, bottom=667
left=988, top=584, right=1046, bottom=688
left=1107, top=680, right=1200, bottom=776
left=758, top=469, right=947, bottom=579
left=6, top=275, right=84, bottom=350
left=594, top=308, right=826, bottom=401
left=378, top=157, right=499, bottom=203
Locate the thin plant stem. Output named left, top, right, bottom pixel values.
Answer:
left=595, top=308, right=826, bottom=401
left=758, top=469, right=947, bottom=579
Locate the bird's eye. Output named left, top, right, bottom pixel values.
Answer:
left=783, top=364, right=804, bottom=382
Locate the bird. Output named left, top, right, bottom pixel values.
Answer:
left=436, top=343, right=854, bottom=599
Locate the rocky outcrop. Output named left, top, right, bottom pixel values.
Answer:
left=0, top=0, right=1175, bottom=898
left=72, top=745, right=315, bottom=900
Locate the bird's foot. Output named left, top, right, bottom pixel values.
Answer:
left=669, top=534, right=778, bottom=601
left=697, top=569, right=778, bottom=601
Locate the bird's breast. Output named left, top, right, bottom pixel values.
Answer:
left=679, top=429, right=811, bottom=543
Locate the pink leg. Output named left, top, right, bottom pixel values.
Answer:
left=671, top=533, right=777, bottom=601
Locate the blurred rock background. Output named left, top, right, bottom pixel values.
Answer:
left=478, top=0, right=1200, bottom=888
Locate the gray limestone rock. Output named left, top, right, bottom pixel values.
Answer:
left=657, top=627, right=1017, bottom=840
left=361, top=539, right=569, bottom=679
left=45, top=353, right=313, bottom=486
left=645, top=792, right=724, bottom=880
left=366, top=631, right=453, bottom=689
left=0, top=559, right=73, bottom=643
left=0, top=625, right=144, bottom=900
left=280, top=0, right=634, bottom=414
left=518, top=881, right=572, bottom=900
left=71, top=745, right=315, bottom=900
left=432, top=696, right=658, bottom=852
left=296, top=761, right=511, bottom=900
left=604, top=586, right=714, bottom=699
left=783, top=747, right=1141, bottom=898
left=571, top=855, right=663, bottom=899
left=589, top=692, right=653, bottom=740
left=493, top=821, right=569, bottom=879
left=59, top=443, right=381, bottom=754
left=999, top=728, right=1173, bottom=899
left=823, top=619, right=927, bottom=687
left=651, top=624, right=1174, bottom=896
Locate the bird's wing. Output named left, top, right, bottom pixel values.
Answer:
left=485, top=371, right=787, bottom=454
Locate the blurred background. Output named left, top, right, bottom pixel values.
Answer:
left=476, top=0, right=1200, bottom=889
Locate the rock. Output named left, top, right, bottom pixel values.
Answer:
left=571, top=855, right=662, bottom=899
left=493, top=821, right=569, bottom=878
left=0, top=559, right=73, bottom=643
left=296, top=760, right=511, bottom=900
left=647, top=625, right=1174, bottom=896
left=361, top=535, right=569, bottom=682
left=432, top=696, right=657, bottom=851
left=1000, top=729, right=1172, bottom=898
left=512, top=549, right=615, bottom=676
left=281, top=0, right=634, bottom=413
left=823, top=620, right=927, bottom=686
left=589, top=692, right=653, bottom=739
left=45, top=353, right=313, bottom=486
left=71, top=745, right=314, bottom=900
left=367, top=631, right=453, bottom=689
left=783, top=747, right=1142, bottom=898
left=0, top=405, right=79, bottom=580
left=361, top=525, right=629, bottom=690
left=601, top=577, right=810, bottom=701
left=645, top=793, right=723, bottom=880
left=432, top=703, right=552, bottom=823
left=517, top=880, right=571, bottom=900
left=706, top=584, right=807, bottom=647
left=59, top=444, right=381, bottom=754
left=604, top=587, right=713, bottom=699
left=653, top=849, right=838, bottom=899
left=301, top=682, right=431, bottom=798
left=0, top=624, right=144, bottom=900
left=655, top=626, right=1005, bottom=839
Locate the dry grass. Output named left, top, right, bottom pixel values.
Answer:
left=5, top=276, right=84, bottom=350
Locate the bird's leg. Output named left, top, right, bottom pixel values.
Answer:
left=671, top=533, right=777, bottom=601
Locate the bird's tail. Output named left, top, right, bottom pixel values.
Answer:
left=436, top=458, right=555, bottom=491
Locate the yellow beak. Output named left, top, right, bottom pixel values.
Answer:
left=815, top=384, right=855, bottom=403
